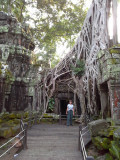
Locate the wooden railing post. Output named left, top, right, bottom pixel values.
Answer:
left=29, top=112, right=32, bottom=128
left=78, top=125, right=82, bottom=151
left=59, top=112, right=61, bottom=125
left=23, top=123, right=28, bottom=150
left=35, top=113, right=37, bottom=125
left=20, top=119, right=22, bottom=131
left=20, top=116, right=23, bottom=131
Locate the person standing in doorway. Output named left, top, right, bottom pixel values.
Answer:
left=66, top=100, right=74, bottom=126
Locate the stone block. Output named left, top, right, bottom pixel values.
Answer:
left=0, top=12, right=7, bottom=20
left=113, top=128, right=120, bottom=141
left=96, top=155, right=106, bottom=160
left=11, top=125, right=20, bottom=136
left=88, top=119, right=108, bottom=136
left=0, top=127, right=13, bottom=138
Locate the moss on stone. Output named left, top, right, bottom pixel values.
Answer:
left=40, top=118, right=54, bottom=124
left=0, top=119, right=3, bottom=123
left=11, top=125, right=20, bottom=136
left=1, top=112, right=10, bottom=120
left=9, top=113, right=16, bottom=119
left=92, top=136, right=111, bottom=150
left=43, top=113, right=53, bottom=118
left=109, top=48, right=120, bottom=54
left=0, top=127, right=13, bottom=138
left=13, top=119, right=20, bottom=124
left=16, top=113, right=22, bottom=119
left=24, top=112, right=29, bottom=118
left=98, top=128, right=115, bottom=138
left=1, top=121, right=15, bottom=127
left=0, top=25, right=9, bottom=33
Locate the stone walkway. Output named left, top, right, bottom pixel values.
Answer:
left=15, top=124, right=83, bottom=160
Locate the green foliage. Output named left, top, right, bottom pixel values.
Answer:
left=92, top=136, right=111, bottom=150
left=48, top=98, right=55, bottom=112
left=109, top=141, right=120, bottom=159
left=0, top=0, right=87, bottom=70
left=105, top=153, right=113, bottom=160
left=71, top=60, right=85, bottom=77
left=34, top=0, right=87, bottom=68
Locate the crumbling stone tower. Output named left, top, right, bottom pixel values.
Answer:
left=0, top=12, right=36, bottom=112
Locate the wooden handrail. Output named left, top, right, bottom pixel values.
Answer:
left=78, top=125, right=94, bottom=160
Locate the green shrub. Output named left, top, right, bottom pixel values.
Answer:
left=71, top=60, right=85, bottom=77
left=48, top=98, right=55, bottom=112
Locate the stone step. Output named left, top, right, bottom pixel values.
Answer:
left=16, top=124, right=83, bottom=160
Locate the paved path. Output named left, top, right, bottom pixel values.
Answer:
left=16, top=124, right=83, bottom=160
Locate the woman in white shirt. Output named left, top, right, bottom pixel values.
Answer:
left=66, top=100, right=74, bottom=126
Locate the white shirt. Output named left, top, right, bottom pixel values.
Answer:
left=67, top=104, right=74, bottom=111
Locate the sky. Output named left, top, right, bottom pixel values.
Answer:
left=108, top=3, right=120, bottom=42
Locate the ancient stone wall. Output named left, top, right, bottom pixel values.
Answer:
left=98, top=47, right=120, bottom=119
left=0, top=11, right=37, bottom=112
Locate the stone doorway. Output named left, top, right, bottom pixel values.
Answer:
left=60, top=99, right=68, bottom=115
left=100, top=83, right=111, bottom=118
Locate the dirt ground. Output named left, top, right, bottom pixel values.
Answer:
left=87, top=142, right=107, bottom=159
left=0, top=138, right=20, bottom=160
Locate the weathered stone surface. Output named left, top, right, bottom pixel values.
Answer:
left=15, top=124, right=83, bottom=160
left=9, top=113, right=16, bottom=119
left=88, top=119, right=108, bottom=136
left=113, top=128, right=120, bottom=141
left=0, top=12, right=37, bottom=113
left=96, top=155, right=106, bottom=160
left=115, top=119, right=120, bottom=126
left=11, top=125, right=20, bottom=136
left=0, top=127, right=13, bottom=138
left=98, top=127, right=115, bottom=138
left=0, top=125, right=20, bottom=138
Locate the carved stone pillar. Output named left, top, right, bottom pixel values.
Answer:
left=108, top=80, right=120, bottom=120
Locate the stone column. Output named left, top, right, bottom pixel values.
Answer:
left=108, top=80, right=120, bottom=120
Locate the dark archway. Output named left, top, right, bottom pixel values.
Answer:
left=100, top=82, right=111, bottom=118
left=60, top=99, right=68, bottom=115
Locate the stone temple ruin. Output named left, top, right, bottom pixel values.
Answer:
left=0, top=0, right=120, bottom=122
left=0, top=12, right=39, bottom=113
left=35, top=0, right=120, bottom=121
